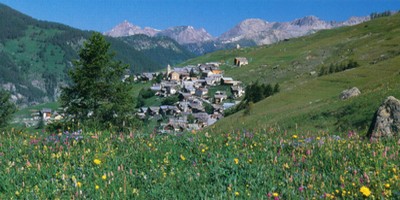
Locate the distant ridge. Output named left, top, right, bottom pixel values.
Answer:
left=105, top=15, right=370, bottom=54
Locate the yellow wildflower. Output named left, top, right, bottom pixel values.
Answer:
left=273, top=192, right=279, bottom=197
left=326, top=193, right=335, bottom=199
left=283, top=163, right=289, bottom=169
left=235, top=191, right=240, bottom=196
left=93, top=159, right=101, bottom=165
left=180, top=154, right=186, bottom=161
left=163, top=157, right=169, bottom=163
left=102, top=175, right=107, bottom=180
left=385, top=183, right=390, bottom=188
left=292, top=135, right=298, bottom=139
left=77, top=181, right=82, bottom=188
left=201, top=148, right=205, bottom=153
left=132, top=188, right=139, bottom=195
left=360, top=186, right=371, bottom=197
left=234, top=158, right=239, bottom=165
left=95, top=185, right=99, bottom=190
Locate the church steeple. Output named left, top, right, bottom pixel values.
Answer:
left=166, top=64, right=171, bottom=76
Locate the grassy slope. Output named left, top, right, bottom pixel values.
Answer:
left=182, top=15, right=400, bottom=134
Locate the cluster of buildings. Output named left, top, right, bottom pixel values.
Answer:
left=137, top=60, right=247, bottom=133
left=21, top=108, right=63, bottom=128
left=25, top=58, right=249, bottom=133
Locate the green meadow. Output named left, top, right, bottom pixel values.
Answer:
left=1, top=129, right=399, bottom=199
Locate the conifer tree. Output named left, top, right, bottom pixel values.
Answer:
left=0, top=90, right=16, bottom=128
left=60, top=32, right=136, bottom=130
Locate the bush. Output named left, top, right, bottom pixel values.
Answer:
left=162, top=95, right=179, bottom=106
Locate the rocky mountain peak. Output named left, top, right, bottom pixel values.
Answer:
left=157, top=26, right=214, bottom=44
left=219, top=18, right=273, bottom=42
left=104, top=20, right=160, bottom=37
left=290, top=15, right=326, bottom=27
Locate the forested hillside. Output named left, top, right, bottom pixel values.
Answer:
left=0, top=4, right=191, bottom=105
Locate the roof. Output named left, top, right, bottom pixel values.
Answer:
left=231, top=85, right=243, bottom=91
left=41, top=108, right=52, bottom=113
left=222, top=77, right=233, bottom=81
left=223, top=103, right=236, bottom=110
left=149, top=107, right=160, bottom=112
left=143, top=73, right=154, bottom=79
left=193, top=112, right=209, bottom=123
left=150, top=85, right=162, bottom=90
left=235, top=57, right=248, bottom=61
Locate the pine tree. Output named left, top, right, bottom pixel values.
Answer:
left=0, top=90, right=16, bottom=128
left=273, top=83, right=280, bottom=94
left=60, top=32, right=136, bottom=130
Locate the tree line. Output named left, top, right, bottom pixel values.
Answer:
left=225, top=82, right=280, bottom=116
left=318, top=60, right=360, bottom=76
left=370, top=10, right=396, bottom=20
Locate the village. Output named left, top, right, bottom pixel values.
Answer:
left=25, top=57, right=249, bottom=133
left=135, top=57, right=248, bottom=133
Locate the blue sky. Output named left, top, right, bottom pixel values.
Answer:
left=1, top=0, right=399, bottom=36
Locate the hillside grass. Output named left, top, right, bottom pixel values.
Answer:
left=181, top=14, right=400, bottom=134
left=0, top=129, right=398, bottom=199
left=3, top=26, right=65, bottom=77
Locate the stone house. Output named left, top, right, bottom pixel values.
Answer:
left=195, top=88, right=208, bottom=97
left=147, top=107, right=160, bottom=116
left=231, top=85, right=245, bottom=98
left=192, top=112, right=209, bottom=127
left=234, top=57, right=249, bottom=66
left=221, top=77, right=234, bottom=85
left=40, top=108, right=52, bottom=121
left=142, top=73, right=154, bottom=81
left=214, top=91, right=228, bottom=104
left=169, top=71, right=180, bottom=81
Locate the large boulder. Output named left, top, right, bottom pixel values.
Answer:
left=368, top=96, right=400, bottom=139
left=340, top=87, right=361, bottom=100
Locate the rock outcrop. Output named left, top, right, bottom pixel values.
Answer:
left=340, top=87, right=361, bottom=100
left=368, top=96, right=400, bottom=139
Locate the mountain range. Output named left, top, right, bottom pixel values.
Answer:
left=105, top=15, right=370, bottom=54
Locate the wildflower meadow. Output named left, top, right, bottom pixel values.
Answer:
left=1, top=128, right=399, bottom=199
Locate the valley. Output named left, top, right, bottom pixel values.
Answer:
left=0, top=2, right=399, bottom=199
